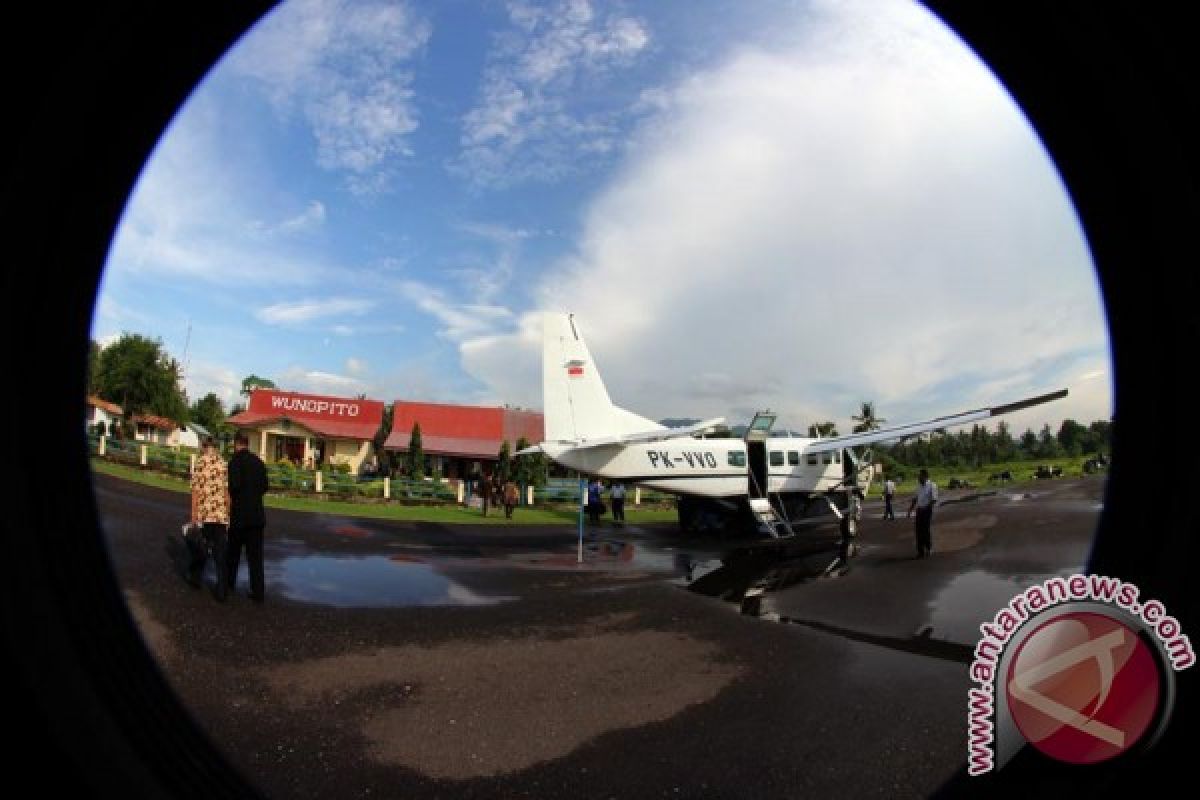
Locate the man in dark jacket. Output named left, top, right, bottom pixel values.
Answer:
left=226, top=433, right=269, bottom=604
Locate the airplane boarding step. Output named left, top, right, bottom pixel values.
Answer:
left=749, top=497, right=793, bottom=538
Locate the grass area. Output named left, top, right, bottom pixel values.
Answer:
left=89, top=457, right=680, bottom=526
left=872, top=455, right=1104, bottom=496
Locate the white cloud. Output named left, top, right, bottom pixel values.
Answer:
left=458, top=0, right=1113, bottom=433
left=279, top=367, right=367, bottom=394
left=104, top=93, right=335, bottom=288
left=400, top=281, right=514, bottom=342
left=252, top=201, right=327, bottom=236
left=183, top=361, right=242, bottom=409
left=227, top=0, right=431, bottom=193
left=454, top=0, right=650, bottom=187
left=256, top=297, right=375, bottom=325
left=345, top=357, right=367, bottom=375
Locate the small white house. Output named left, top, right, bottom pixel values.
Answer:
left=175, top=422, right=210, bottom=450
left=86, top=396, right=123, bottom=435
left=132, top=413, right=176, bottom=445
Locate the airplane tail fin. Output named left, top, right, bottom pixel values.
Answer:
left=542, top=312, right=663, bottom=443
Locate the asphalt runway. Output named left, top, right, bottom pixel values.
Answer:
left=93, top=471, right=1106, bottom=798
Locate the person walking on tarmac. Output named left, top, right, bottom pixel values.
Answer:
left=503, top=477, right=519, bottom=519
left=188, top=437, right=230, bottom=601
left=882, top=477, right=896, bottom=520
left=907, top=469, right=938, bottom=558
left=226, top=433, right=269, bottom=604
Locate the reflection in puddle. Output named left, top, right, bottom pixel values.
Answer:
left=926, top=567, right=1082, bottom=643
left=273, top=555, right=515, bottom=608
left=685, top=542, right=847, bottom=616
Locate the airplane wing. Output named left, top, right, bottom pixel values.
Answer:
left=802, top=389, right=1068, bottom=454
left=517, top=417, right=726, bottom=455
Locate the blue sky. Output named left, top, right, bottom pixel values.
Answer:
left=93, top=0, right=1112, bottom=437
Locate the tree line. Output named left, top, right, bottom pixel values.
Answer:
left=88, top=333, right=276, bottom=440
left=835, top=401, right=1111, bottom=469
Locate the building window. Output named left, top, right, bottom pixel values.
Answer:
left=787, top=451, right=799, bottom=466
left=807, top=453, right=818, bottom=465
left=728, top=451, right=746, bottom=467
left=769, top=451, right=784, bottom=466
left=834, top=451, right=841, bottom=464
left=822, top=452, right=832, bottom=464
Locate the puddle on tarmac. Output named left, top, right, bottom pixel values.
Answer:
left=271, top=554, right=516, bottom=608
left=684, top=541, right=848, bottom=615
left=925, top=567, right=1084, bottom=643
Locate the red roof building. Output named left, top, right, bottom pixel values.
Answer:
left=228, top=389, right=384, bottom=471
left=384, top=401, right=543, bottom=479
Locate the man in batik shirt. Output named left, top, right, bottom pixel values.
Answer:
left=189, top=437, right=231, bottom=600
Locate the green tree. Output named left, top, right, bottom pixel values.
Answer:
left=405, top=422, right=425, bottom=481
left=851, top=402, right=885, bottom=433
left=993, top=421, right=1017, bottom=461
left=1036, top=424, right=1061, bottom=459
left=240, top=374, right=276, bottom=396
left=1018, top=428, right=1038, bottom=458
left=87, top=339, right=102, bottom=394
left=374, top=402, right=394, bottom=471
left=515, top=436, right=548, bottom=489
left=188, top=392, right=225, bottom=435
left=93, top=333, right=188, bottom=422
left=808, top=421, right=838, bottom=438
left=1087, top=419, right=1113, bottom=454
left=1056, top=419, right=1087, bottom=456
left=496, top=440, right=512, bottom=483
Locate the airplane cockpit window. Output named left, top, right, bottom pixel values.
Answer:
left=769, top=451, right=784, bottom=467
left=728, top=451, right=746, bottom=467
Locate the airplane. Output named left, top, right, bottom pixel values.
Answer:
left=519, top=312, right=1067, bottom=539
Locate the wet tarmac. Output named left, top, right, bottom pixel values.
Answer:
left=92, top=471, right=1109, bottom=798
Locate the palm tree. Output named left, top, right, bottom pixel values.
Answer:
left=851, top=401, right=886, bottom=434
left=808, top=421, right=838, bottom=438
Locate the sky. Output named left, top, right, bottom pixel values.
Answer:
left=93, top=0, right=1112, bottom=439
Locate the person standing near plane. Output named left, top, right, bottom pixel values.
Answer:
left=882, top=477, right=896, bottom=520
left=907, top=469, right=938, bottom=557
left=188, top=437, right=230, bottom=600
left=610, top=481, right=627, bottom=526
left=587, top=478, right=603, bottom=524
left=226, top=433, right=269, bottom=604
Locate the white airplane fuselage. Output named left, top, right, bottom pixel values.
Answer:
left=541, top=437, right=851, bottom=498
left=527, top=311, right=1065, bottom=535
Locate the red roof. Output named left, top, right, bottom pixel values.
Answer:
left=228, top=389, right=384, bottom=441
left=133, top=413, right=177, bottom=431
left=87, top=395, right=123, bottom=415
left=384, top=401, right=544, bottom=457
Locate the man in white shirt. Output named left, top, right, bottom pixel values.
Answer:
left=882, top=477, right=896, bottom=520
left=907, top=469, right=938, bottom=558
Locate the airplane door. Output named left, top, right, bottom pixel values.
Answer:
left=744, top=411, right=776, bottom=500
left=747, top=440, right=767, bottom=498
